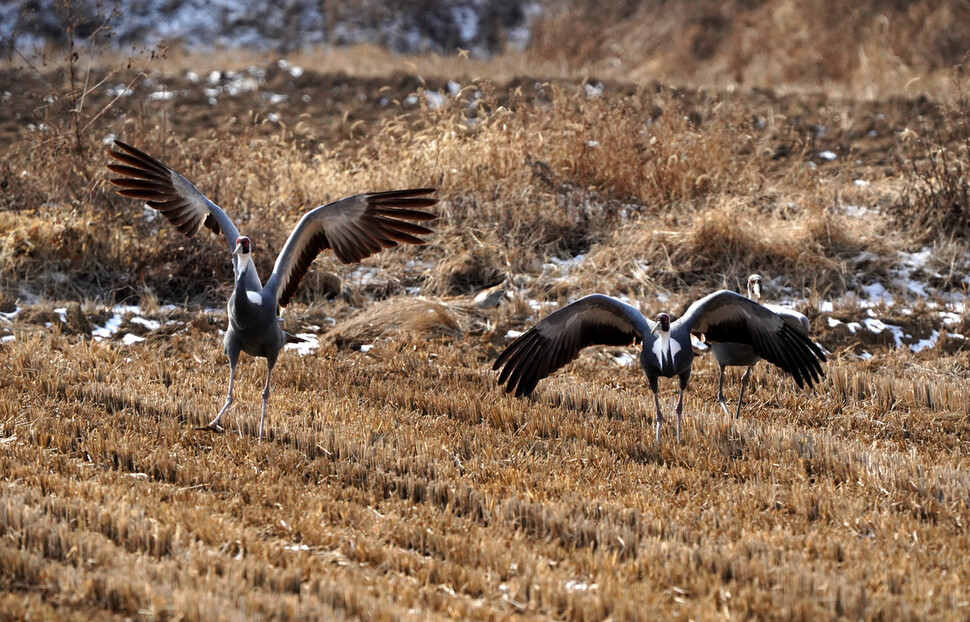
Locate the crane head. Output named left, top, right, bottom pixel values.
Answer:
left=234, top=236, right=252, bottom=256
left=747, top=274, right=763, bottom=302
left=651, top=313, right=671, bottom=334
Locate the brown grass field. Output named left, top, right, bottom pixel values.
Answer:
left=3, top=5, right=970, bottom=620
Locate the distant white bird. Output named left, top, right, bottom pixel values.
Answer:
left=494, top=289, right=826, bottom=443
left=712, top=274, right=813, bottom=419
left=108, top=141, right=437, bottom=440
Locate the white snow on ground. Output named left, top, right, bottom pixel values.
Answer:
left=284, top=333, right=320, bottom=356
left=861, top=318, right=906, bottom=348
left=819, top=150, right=837, bottom=160
left=263, top=92, right=289, bottom=105
left=360, top=344, right=374, bottom=352
left=1, top=334, right=14, bottom=344
left=424, top=90, right=446, bottom=109
left=543, top=254, right=587, bottom=277
left=612, top=351, right=636, bottom=367
left=910, top=330, right=940, bottom=353
left=940, top=311, right=962, bottom=325
left=92, top=314, right=125, bottom=340
left=858, top=282, right=894, bottom=307
left=91, top=305, right=165, bottom=343
left=277, top=60, right=304, bottom=78
left=0, top=307, right=20, bottom=322
left=106, top=84, right=134, bottom=98
left=505, top=330, right=523, bottom=339
left=131, top=317, right=161, bottom=331
left=147, top=90, right=176, bottom=102
left=584, top=82, right=604, bottom=98
left=347, top=266, right=382, bottom=286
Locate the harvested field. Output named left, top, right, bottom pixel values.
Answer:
left=3, top=7, right=970, bottom=619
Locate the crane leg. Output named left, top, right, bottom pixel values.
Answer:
left=257, top=360, right=275, bottom=442
left=200, top=344, right=240, bottom=433
left=716, top=365, right=730, bottom=418
left=675, top=373, right=689, bottom=444
left=653, top=392, right=664, bottom=443
left=675, top=388, right=684, bottom=444
left=733, top=366, right=752, bottom=420
left=203, top=361, right=236, bottom=432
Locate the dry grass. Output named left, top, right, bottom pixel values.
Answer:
left=1, top=320, right=969, bottom=620
left=3, top=7, right=970, bottom=619
left=528, top=0, right=970, bottom=99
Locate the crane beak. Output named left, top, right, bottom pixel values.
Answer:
left=650, top=323, right=660, bottom=335
left=233, top=241, right=243, bottom=255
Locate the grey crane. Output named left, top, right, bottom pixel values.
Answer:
left=493, top=289, right=826, bottom=442
left=712, top=274, right=813, bottom=420
left=107, top=140, right=437, bottom=440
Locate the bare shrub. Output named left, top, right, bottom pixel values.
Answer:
left=895, top=95, right=970, bottom=240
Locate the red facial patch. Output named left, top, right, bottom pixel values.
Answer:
left=236, top=237, right=251, bottom=254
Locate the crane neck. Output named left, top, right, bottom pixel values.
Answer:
left=235, top=253, right=254, bottom=280
left=651, top=329, right=680, bottom=369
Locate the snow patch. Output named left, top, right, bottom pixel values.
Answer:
left=862, top=318, right=906, bottom=347
left=147, top=90, right=176, bottom=102
left=131, top=317, right=161, bottom=331
left=909, top=330, right=939, bottom=353
left=284, top=333, right=320, bottom=356
left=93, top=315, right=124, bottom=340
left=612, top=351, right=636, bottom=367
left=424, top=90, right=446, bottom=109
left=843, top=205, right=873, bottom=218
left=122, top=333, right=146, bottom=345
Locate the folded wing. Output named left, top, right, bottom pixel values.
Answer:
left=494, top=294, right=650, bottom=398
left=264, top=189, right=437, bottom=309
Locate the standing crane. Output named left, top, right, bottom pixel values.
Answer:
left=712, top=274, right=813, bottom=419
left=107, top=140, right=437, bottom=440
left=493, top=290, right=826, bottom=443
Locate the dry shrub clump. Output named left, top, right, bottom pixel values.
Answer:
left=895, top=93, right=970, bottom=241
left=529, top=0, right=970, bottom=94
left=326, top=296, right=466, bottom=350
left=320, top=82, right=772, bottom=297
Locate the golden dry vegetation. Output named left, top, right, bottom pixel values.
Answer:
left=3, top=4, right=970, bottom=619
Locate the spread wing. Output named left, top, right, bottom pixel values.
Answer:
left=677, top=290, right=826, bottom=388
left=264, top=189, right=437, bottom=309
left=494, top=294, right=650, bottom=398
left=106, top=140, right=241, bottom=257
left=762, top=302, right=812, bottom=334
